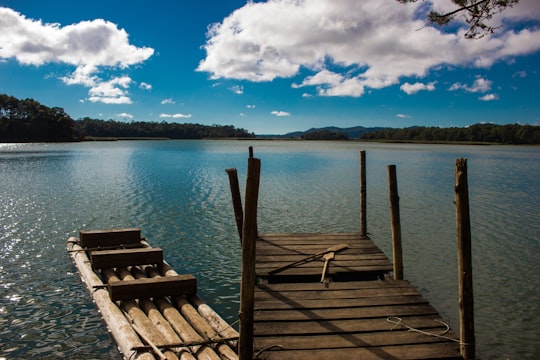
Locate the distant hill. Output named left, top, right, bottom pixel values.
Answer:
left=278, top=126, right=387, bottom=139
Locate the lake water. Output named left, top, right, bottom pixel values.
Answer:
left=0, top=140, right=538, bottom=359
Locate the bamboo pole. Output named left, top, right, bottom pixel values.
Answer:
left=238, top=157, right=261, bottom=360
left=226, top=168, right=244, bottom=242
left=67, top=238, right=155, bottom=360
left=455, top=158, right=475, bottom=359
left=387, top=165, right=403, bottom=281
left=360, top=150, right=367, bottom=237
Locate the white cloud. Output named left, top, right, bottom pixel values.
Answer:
left=139, top=82, right=152, bottom=90
left=197, top=0, right=540, bottom=97
left=87, top=76, right=133, bottom=104
left=116, top=112, right=133, bottom=119
left=246, top=104, right=256, bottom=109
left=161, top=98, right=176, bottom=105
left=230, top=84, right=244, bottom=94
left=479, top=93, right=499, bottom=101
left=160, top=113, right=192, bottom=119
left=0, top=7, right=154, bottom=104
left=400, top=81, right=436, bottom=95
left=396, top=113, right=411, bottom=118
left=271, top=110, right=290, bottom=117
left=449, top=77, right=492, bottom=93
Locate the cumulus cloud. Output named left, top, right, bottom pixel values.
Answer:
left=160, top=113, right=192, bottom=119
left=479, top=93, right=499, bottom=101
left=449, top=77, right=492, bottom=93
left=139, top=82, right=152, bottom=90
left=0, top=7, right=154, bottom=104
left=271, top=110, right=290, bottom=117
left=116, top=113, right=133, bottom=119
left=161, top=98, right=176, bottom=105
left=197, top=0, right=540, bottom=97
left=246, top=104, right=256, bottom=109
left=400, top=81, right=437, bottom=95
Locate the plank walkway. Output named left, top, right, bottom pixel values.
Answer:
left=252, top=232, right=462, bottom=359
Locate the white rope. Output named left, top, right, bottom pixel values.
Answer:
left=387, top=317, right=460, bottom=342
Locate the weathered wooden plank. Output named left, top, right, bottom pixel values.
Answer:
left=254, top=304, right=439, bottom=322
left=108, top=274, right=197, bottom=301
left=80, top=228, right=141, bottom=249
left=90, top=247, right=163, bottom=269
left=254, top=316, right=452, bottom=336
left=254, top=295, right=428, bottom=310
left=255, top=286, right=422, bottom=301
left=251, top=342, right=462, bottom=360
left=257, top=253, right=390, bottom=262
left=254, top=329, right=458, bottom=349
left=257, top=246, right=386, bottom=256
left=256, top=280, right=415, bottom=292
left=256, top=259, right=393, bottom=270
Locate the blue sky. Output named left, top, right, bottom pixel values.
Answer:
left=1, top=0, right=540, bottom=135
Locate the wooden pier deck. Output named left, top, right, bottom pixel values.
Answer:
left=67, top=228, right=239, bottom=360
left=251, top=232, right=461, bottom=359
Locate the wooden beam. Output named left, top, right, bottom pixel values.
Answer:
left=455, top=158, right=475, bottom=359
left=80, top=228, right=141, bottom=249
left=90, top=247, right=163, bottom=269
left=226, top=168, right=244, bottom=243
left=239, top=156, right=261, bottom=360
left=108, top=274, right=197, bottom=301
left=387, top=165, right=403, bottom=281
left=360, top=150, right=367, bottom=237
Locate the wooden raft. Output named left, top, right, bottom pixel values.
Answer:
left=252, top=232, right=461, bottom=359
left=67, top=228, right=238, bottom=360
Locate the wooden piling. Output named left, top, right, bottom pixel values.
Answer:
left=226, top=168, right=244, bottom=242
left=454, top=158, right=475, bottom=359
left=387, top=165, right=403, bottom=281
left=360, top=150, right=367, bottom=237
left=238, top=157, right=261, bottom=360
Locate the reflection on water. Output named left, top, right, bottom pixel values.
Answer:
left=0, top=140, right=538, bottom=359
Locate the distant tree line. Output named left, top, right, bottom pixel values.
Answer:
left=75, top=118, right=254, bottom=139
left=360, top=123, right=539, bottom=145
left=302, top=130, right=349, bottom=140
left=0, top=94, right=254, bottom=142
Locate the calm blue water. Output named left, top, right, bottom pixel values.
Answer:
left=0, top=140, right=538, bottom=359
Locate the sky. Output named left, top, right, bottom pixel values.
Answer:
left=1, top=0, right=540, bottom=135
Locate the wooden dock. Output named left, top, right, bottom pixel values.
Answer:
left=67, top=228, right=238, bottom=360
left=251, top=233, right=461, bottom=359
left=229, top=151, right=470, bottom=360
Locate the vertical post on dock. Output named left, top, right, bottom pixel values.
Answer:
left=387, top=165, right=403, bottom=281
left=454, top=158, right=475, bottom=359
left=226, top=168, right=244, bottom=243
left=360, top=150, right=367, bottom=237
left=238, top=156, right=261, bottom=360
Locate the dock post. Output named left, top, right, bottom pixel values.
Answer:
left=226, top=168, right=244, bottom=243
left=238, top=156, right=261, bottom=360
left=387, top=165, right=403, bottom=281
left=454, top=158, right=475, bottom=359
left=360, top=150, right=367, bottom=237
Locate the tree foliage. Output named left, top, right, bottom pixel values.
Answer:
left=0, top=94, right=254, bottom=142
left=360, top=123, right=539, bottom=144
left=75, top=118, right=254, bottom=139
left=302, top=130, right=349, bottom=140
left=398, top=0, right=520, bottom=38
left=0, top=94, right=76, bottom=142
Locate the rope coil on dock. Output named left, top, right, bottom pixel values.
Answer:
left=386, top=317, right=459, bottom=342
